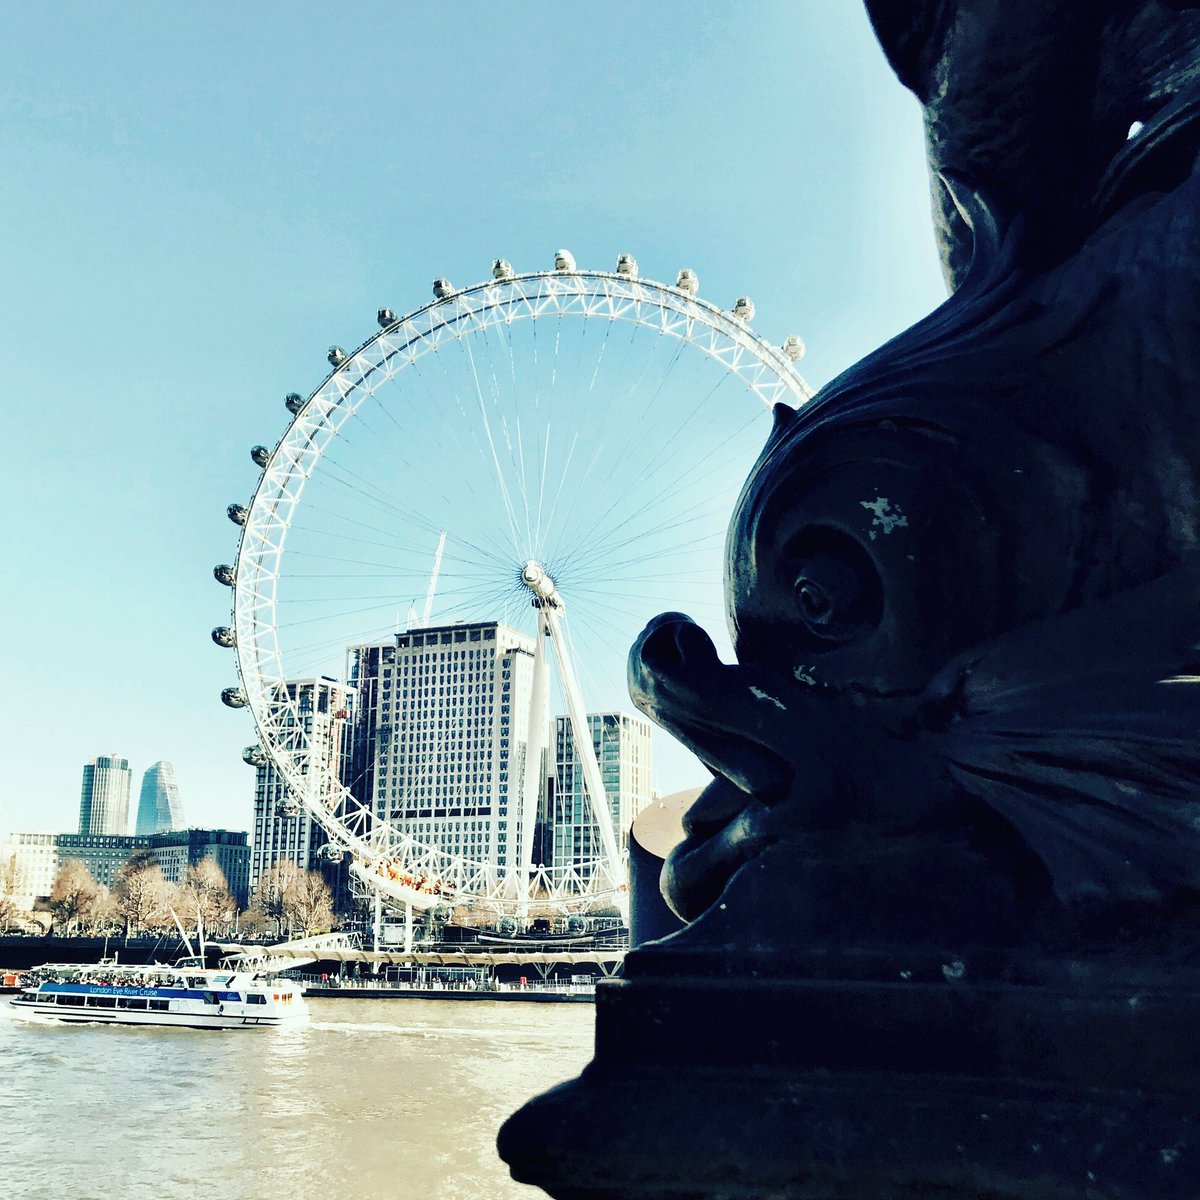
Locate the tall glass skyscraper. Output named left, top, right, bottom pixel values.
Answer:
left=78, top=755, right=132, bottom=836
left=553, top=711, right=653, bottom=879
left=135, top=761, right=185, bottom=834
left=250, top=677, right=354, bottom=893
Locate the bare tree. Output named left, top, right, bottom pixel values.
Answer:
left=82, top=886, right=120, bottom=935
left=113, top=851, right=172, bottom=936
left=49, top=859, right=100, bottom=934
left=253, top=859, right=303, bottom=936
left=0, top=853, right=26, bottom=932
left=236, top=906, right=272, bottom=939
left=283, top=868, right=336, bottom=936
left=177, top=857, right=236, bottom=935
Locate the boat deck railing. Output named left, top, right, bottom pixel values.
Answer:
left=285, top=971, right=597, bottom=995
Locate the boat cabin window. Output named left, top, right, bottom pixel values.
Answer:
left=148, top=999, right=171, bottom=1012
left=117, top=997, right=149, bottom=1010
left=87, top=996, right=116, bottom=1008
left=247, top=993, right=267, bottom=1005
left=59, top=994, right=86, bottom=1007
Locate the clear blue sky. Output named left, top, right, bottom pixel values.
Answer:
left=0, top=2, right=947, bottom=839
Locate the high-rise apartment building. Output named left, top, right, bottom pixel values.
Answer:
left=135, top=761, right=185, bottom=834
left=250, top=678, right=354, bottom=894
left=350, top=621, right=536, bottom=870
left=553, top=712, right=654, bottom=878
left=78, top=755, right=132, bottom=836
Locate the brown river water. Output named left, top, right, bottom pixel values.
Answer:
left=0, top=996, right=594, bottom=1200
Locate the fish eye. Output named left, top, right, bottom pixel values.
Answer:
left=785, top=526, right=883, bottom=645
left=796, top=579, right=833, bottom=623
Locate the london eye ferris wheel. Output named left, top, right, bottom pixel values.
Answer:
left=211, top=253, right=811, bottom=920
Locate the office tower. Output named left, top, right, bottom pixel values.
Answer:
left=78, top=755, right=132, bottom=836
left=147, top=829, right=251, bottom=909
left=553, top=711, right=654, bottom=879
left=350, top=620, right=535, bottom=870
left=249, top=678, right=354, bottom=894
left=135, top=761, right=185, bottom=834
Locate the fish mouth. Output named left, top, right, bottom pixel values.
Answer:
left=649, top=703, right=794, bottom=921
left=628, top=613, right=797, bottom=921
left=649, top=702, right=795, bottom=809
left=662, top=775, right=782, bottom=922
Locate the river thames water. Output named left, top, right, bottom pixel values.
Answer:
left=0, top=997, right=594, bottom=1200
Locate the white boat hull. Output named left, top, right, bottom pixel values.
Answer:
left=8, top=960, right=309, bottom=1030
left=9, top=995, right=307, bottom=1028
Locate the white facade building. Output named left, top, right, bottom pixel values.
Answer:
left=351, top=621, right=536, bottom=870
left=553, top=711, right=654, bottom=878
left=78, top=755, right=132, bottom=836
left=3, top=833, right=58, bottom=905
left=250, top=678, right=354, bottom=894
left=5, top=831, right=152, bottom=904
left=1, top=830, right=246, bottom=907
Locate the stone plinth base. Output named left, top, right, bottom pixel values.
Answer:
left=498, top=972, right=1197, bottom=1199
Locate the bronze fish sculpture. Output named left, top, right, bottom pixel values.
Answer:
left=630, top=112, right=1200, bottom=955
left=500, top=10, right=1200, bottom=1198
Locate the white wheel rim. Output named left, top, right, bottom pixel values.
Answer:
left=229, top=267, right=810, bottom=915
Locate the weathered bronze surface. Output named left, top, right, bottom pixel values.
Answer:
left=501, top=4, right=1200, bottom=1195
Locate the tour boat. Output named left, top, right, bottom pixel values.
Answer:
left=8, top=961, right=309, bottom=1029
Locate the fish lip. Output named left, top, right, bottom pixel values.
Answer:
left=641, top=698, right=795, bottom=921
left=662, top=776, right=780, bottom=922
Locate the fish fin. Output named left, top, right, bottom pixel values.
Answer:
left=926, top=564, right=1200, bottom=903
left=862, top=0, right=949, bottom=100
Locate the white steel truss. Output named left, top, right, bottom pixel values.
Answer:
left=227, top=265, right=811, bottom=916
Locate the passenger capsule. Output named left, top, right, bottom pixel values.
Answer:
left=242, top=744, right=267, bottom=767
left=676, top=268, right=699, bottom=295
left=213, top=564, right=236, bottom=587
left=211, top=626, right=236, bottom=648
left=492, top=258, right=514, bottom=280
left=250, top=445, right=270, bottom=468
left=732, top=296, right=755, bottom=321
left=220, top=686, right=248, bottom=709
left=226, top=503, right=248, bottom=526
left=616, top=254, right=638, bottom=276
left=553, top=249, right=576, bottom=272
left=497, top=916, right=518, bottom=936
left=432, top=278, right=455, bottom=299
left=285, top=392, right=304, bottom=415
left=327, top=346, right=347, bottom=367
left=567, top=913, right=586, bottom=933
left=280, top=799, right=302, bottom=817
left=782, top=334, right=806, bottom=362
left=377, top=307, right=396, bottom=328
